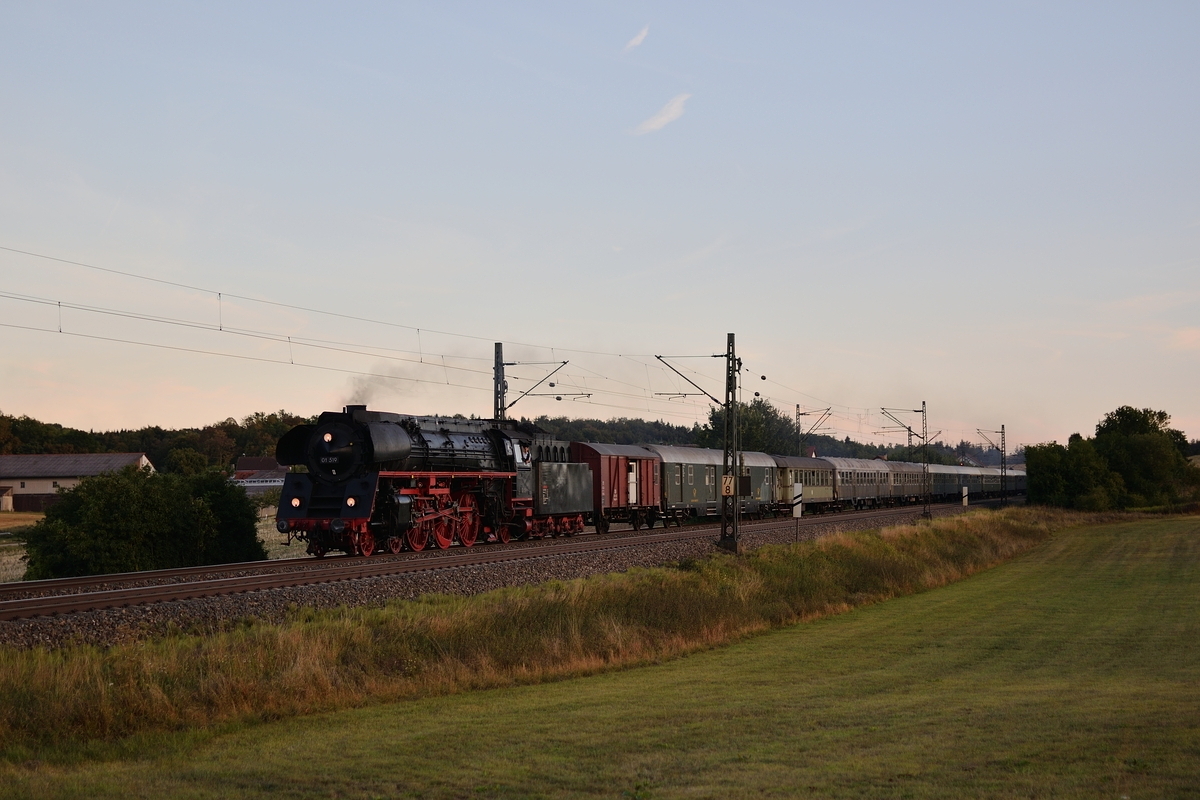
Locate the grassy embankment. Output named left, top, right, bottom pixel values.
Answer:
left=0, top=506, right=1088, bottom=761
left=2, top=512, right=1197, bottom=798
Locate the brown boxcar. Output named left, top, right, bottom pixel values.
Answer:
left=568, top=443, right=662, bottom=532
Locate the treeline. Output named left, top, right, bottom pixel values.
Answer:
left=529, top=416, right=699, bottom=446
left=1025, top=406, right=1200, bottom=510
left=3, top=402, right=1031, bottom=474
left=0, top=411, right=314, bottom=473
left=690, top=399, right=969, bottom=464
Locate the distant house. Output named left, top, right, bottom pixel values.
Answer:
left=1191, top=454, right=1200, bottom=469
left=0, top=453, right=155, bottom=512
left=231, top=456, right=287, bottom=498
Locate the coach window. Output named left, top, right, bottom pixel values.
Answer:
left=687, top=465, right=694, bottom=485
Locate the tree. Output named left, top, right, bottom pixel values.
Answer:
left=531, top=416, right=696, bottom=446
left=164, top=447, right=210, bottom=475
left=1027, top=406, right=1198, bottom=510
left=22, top=467, right=266, bottom=579
left=1096, top=406, right=1189, bottom=459
left=694, top=398, right=798, bottom=455
left=1024, top=441, right=1068, bottom=507
left=1063, top=434, right=1124, bottom=511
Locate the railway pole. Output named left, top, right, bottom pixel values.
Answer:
left=977, top=426, right=1008, bottom=507
left=1001, top=425, right=1007, bottom=507
left=718, top=333, right=742, bottom=553
left=882, top=404, right=933, bottom=519
left=494, top=343, right=506, bottom=420
left=921, top=401, right=931, bottom=519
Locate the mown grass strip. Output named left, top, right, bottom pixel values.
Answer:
left=0, top=507, right=1098, bottom=756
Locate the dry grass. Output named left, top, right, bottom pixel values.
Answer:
left=0, top=512, right=45, bottom=531
left=255, top=514, right=307, bottom=561
left=0, top=540, right=26, bottom=583
left=0, top=512, right=41, bottom=584
left=0, top=506, right=1098, bottom=756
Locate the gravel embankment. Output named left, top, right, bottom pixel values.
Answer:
left=0, top=504, right=979, bottom=651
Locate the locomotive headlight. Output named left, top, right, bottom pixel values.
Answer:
left=276, top=520, right=291, bottom=533
left=346, top=497, right=356, bottom=507
left=323, top=433, right=333, bottom=443
left=291, top=497, right=301, bottom=508
left=330, top=519, right=346, bottom=534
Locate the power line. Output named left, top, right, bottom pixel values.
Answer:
left=2, top=245, right=999, bottom=435
left=0, top=244, right=663, bottom=358
left=0, top=321, right=487, bottom=392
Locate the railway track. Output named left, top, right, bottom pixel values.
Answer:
left=0, top=499, right=1014, bottom=621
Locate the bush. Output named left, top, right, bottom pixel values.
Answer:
left=21, top=467, right=266, bottom=579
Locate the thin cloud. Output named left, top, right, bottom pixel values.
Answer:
left=635, top=93, right=691, bottom=135
left=1169, top=328, right=1200, bottom=350
left=624, top=25, right=649, bottom=51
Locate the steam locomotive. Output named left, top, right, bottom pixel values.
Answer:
left=274, top=405, right=591, bottom=557
left=275, top=405, right=1025, bottom=557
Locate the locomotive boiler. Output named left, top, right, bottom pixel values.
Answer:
left=274, top=405, right=592, bottom=557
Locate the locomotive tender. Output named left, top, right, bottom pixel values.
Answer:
left=275, top=405, right=1025, bottom=557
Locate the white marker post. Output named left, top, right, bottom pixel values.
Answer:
left=793, top=483, right=803, bottom=542
left=962, top=486, right=968, bottom=507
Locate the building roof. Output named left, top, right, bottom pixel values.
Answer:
left=236, top=456, right=281, bottom=471
left=233, top=468, right=288, bottom=482
left=0, top=453, right=152, bottom=479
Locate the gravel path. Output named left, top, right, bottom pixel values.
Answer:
left=0, top=504, right=982, bottom=650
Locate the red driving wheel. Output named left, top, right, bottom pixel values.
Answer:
left=433, top=518, right=453, bottom=549
left=406, top=524, right=428, bottom=552
left=457, top=495, right=479, bottom=547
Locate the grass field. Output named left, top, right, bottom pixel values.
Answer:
left=1, top=513, right=1196, bottom=798
left=0, top=513, right=42, bottom=583
left=255, top=513, right=308, bottom=560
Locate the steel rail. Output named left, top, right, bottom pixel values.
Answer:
left=0, top=502, right=940, bottom=600
left=0, top=500, right=1010, bottom=621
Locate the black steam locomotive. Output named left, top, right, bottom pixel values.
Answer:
left=274, top=405, right=592, bottom=556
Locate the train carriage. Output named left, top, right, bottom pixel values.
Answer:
left=569, top=442, right=662, bottom=532
left=640, top=445, right=776, bottom=521
left=641, top=444, right=722, bottom=522
left=823, top=457, right=893, bottom=509
left=739, top=452, right=778, bottom=516
left=772, top=456, right=836, bottom=513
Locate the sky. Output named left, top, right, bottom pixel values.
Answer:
left=1, top=1, right=1197, bottom=451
